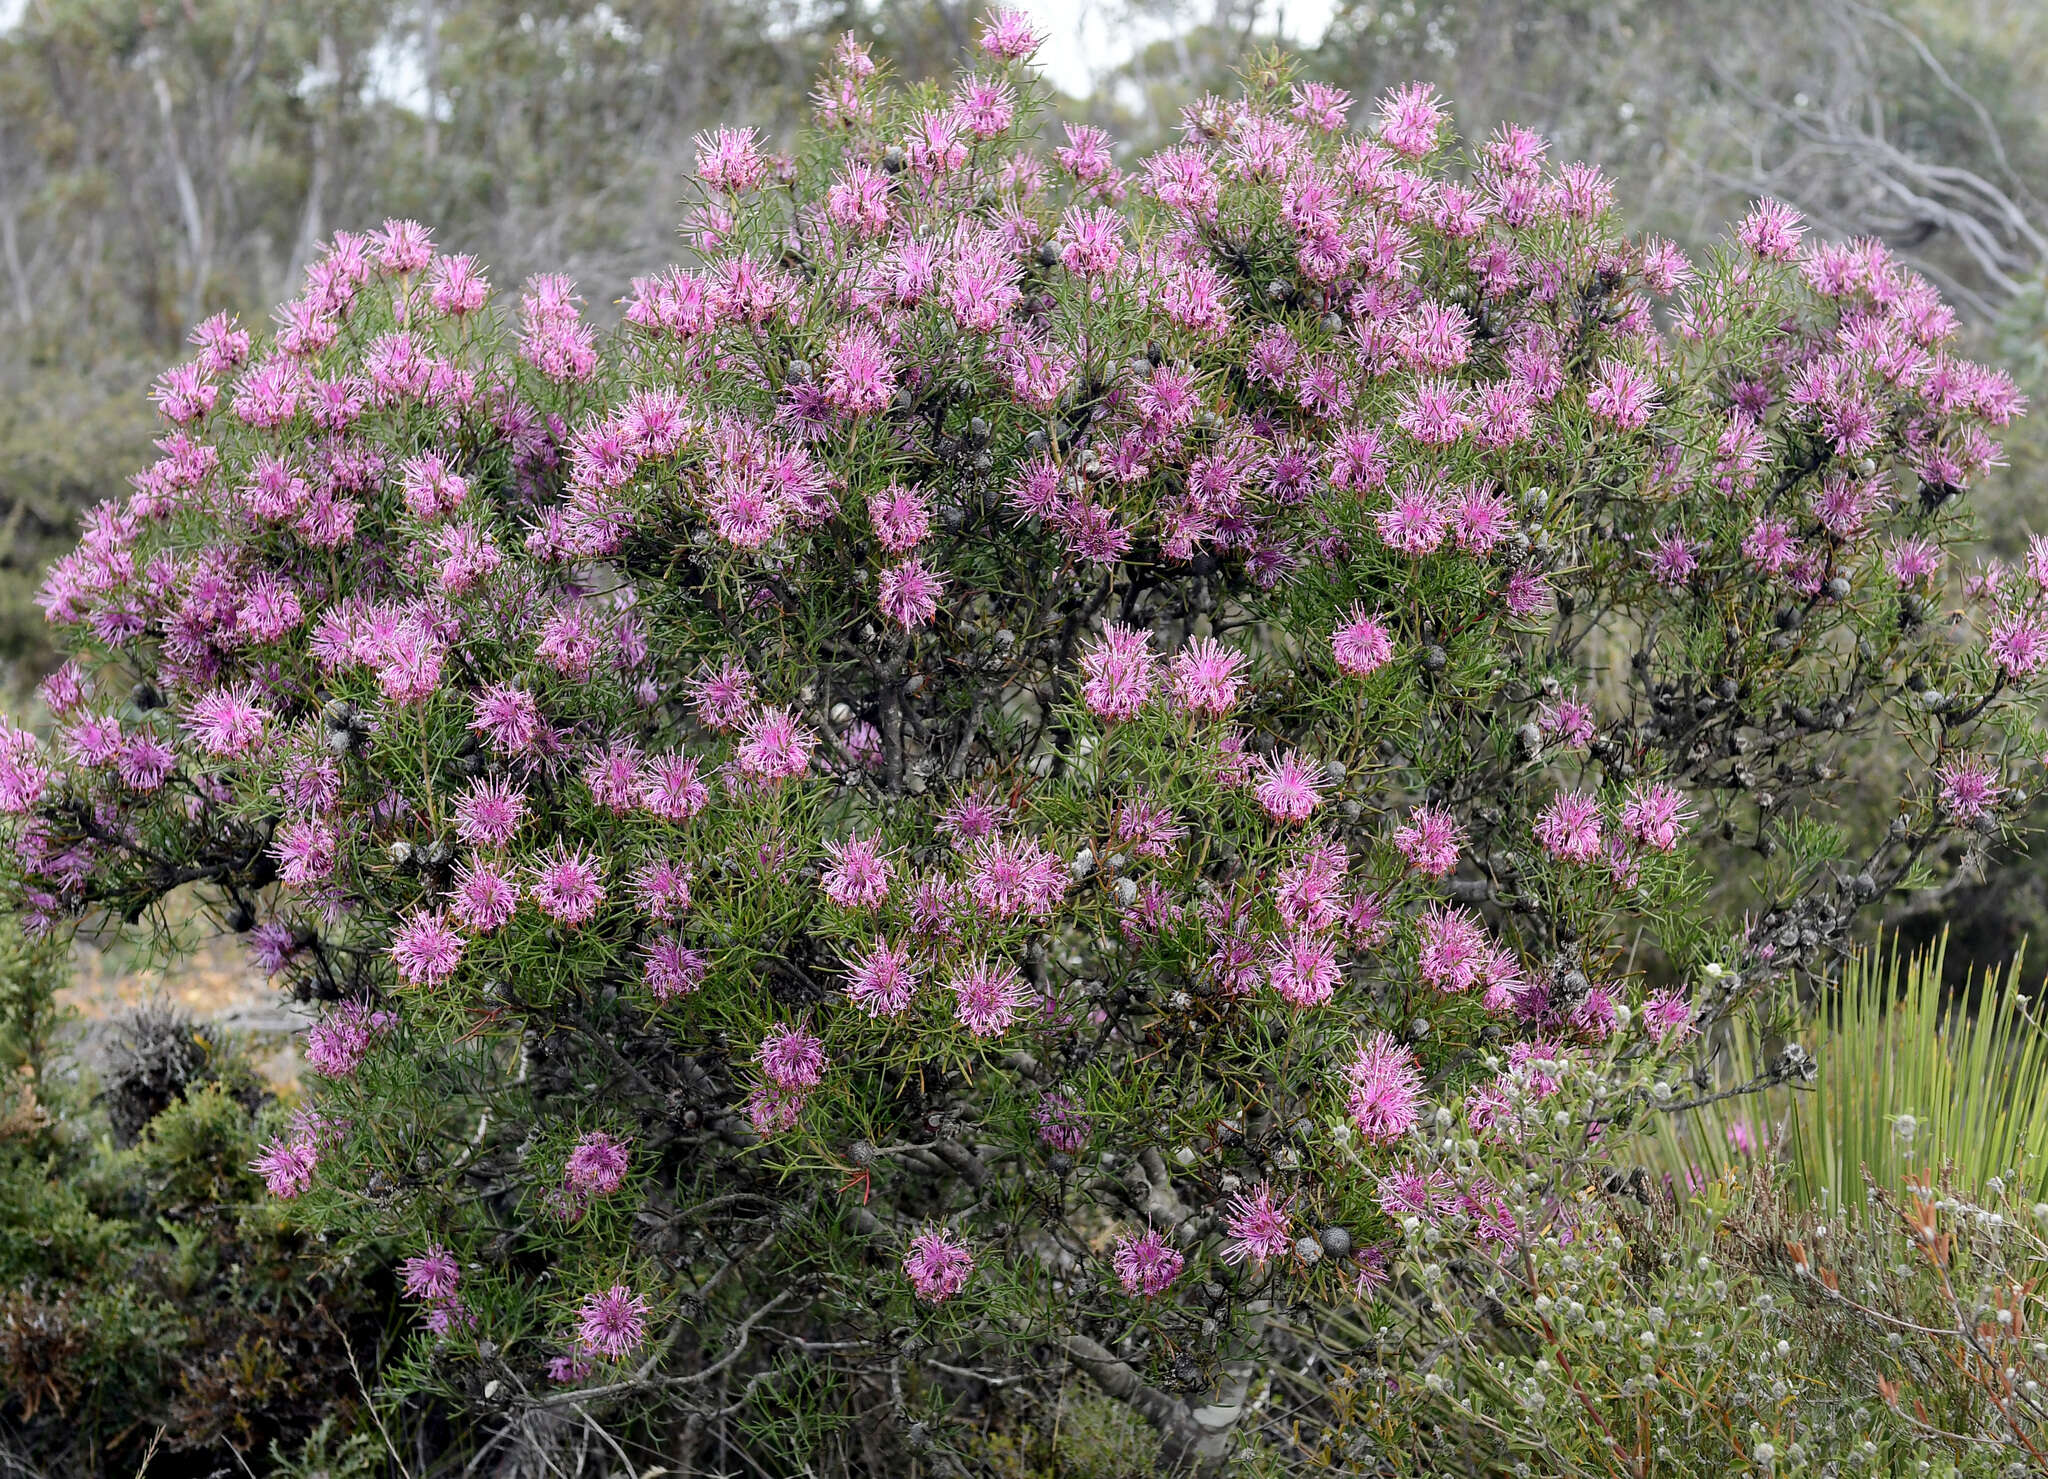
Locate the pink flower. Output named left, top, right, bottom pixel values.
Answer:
left=530, top=843, right=606, bottom=926
left=1080, top=623, right=1161, bottom=720
left=1416, top=905, right=1488, bottom=992
left=454, top=775, right=526, bottom=849
left=965, top=834, right=1067, bottom=919
left=1332, top=607, right=1394, bottom=677
left=639, top=753, right=710, bottom=821
left=1255, top=751, right=1326, bottom=825
left=1535, top=791, right=1604, bottom=863
left=1642, top=989, right=1696, bottom=1042
left=184, top=684, right=269, bottom=757
left=821, top=831, right=894, bottom=909
left=1392, top=804, right=1465, bottom=877
left=1586, top=357, right=1656, bottom=430
left=689, top=658, right=756, bottom=731
left=734, top=707, right=817, bottom=785
left=305, top=999, right=395, bottom=1079
left=630, top=858, right=693, bottom=923
left=1267, top=931, right=1341, bottom=1007
left=846, top=938, right=918, bottom=1017
left=273, top=818, right=337, bottom=886
left=694, top=126, right=768, bottom=192
left=1220, top=1181, right=1293, bottom=1265
left=643, top=937, right=709, bottom=1000
left=1346, top=1031, right=1423, bottom=1143
left=1377, top=81, right=1446, bottom=157
left=1034, top=1091, right=1091, bottom=1153
left=576, top=1286, right=651, bottom=1360
left=1112, top=1228, right=1185, bottom=1296
left=867, top=482, right=931, bottom=554
left=401, top=1246, right=461, bottom=1302
left=451, top=859, right=519, bottom=933
left=1376, top=1163, right=1455, bottom=1220
left=391, top=909, right=464, bottom=986
left=564, top=1132, right=631, bottom=1198
left=1938, top=755, right=2004, bottom=822
left=978, top=6, right=1043, bottom=59
left=948, top=957, right=1026, bottom=1037
left=822, top=325, right=896, bottom=417
left=472, top=684, right=545, bottom=756
left=878, top=559, right=944, bottom=630
left=1989, top=616, right=2048, bottom=678
left=1648, top=533, right=1701, bottom=587
left=1169, top=637, right=1247, bottom=718
left=759, top=1024, right=827, bottom=1092
left=903, top=1228, right=975, bottom=1303
left=1737, top=198, right=1806, bottom=261
left=1618, top=782, right=1695, bottom=852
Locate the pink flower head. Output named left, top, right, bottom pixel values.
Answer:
left=1080, top=623, right=1162, bottom=720
left=184, top=684, right=269, bottom=758
left=630, top=858, right=693, bottom=923
left=1034, top=1090, right=1091, bottom=1153
left=948, top=957, right=1027, bottom=1037
left=878, top=558, right=944, bottom=630
left=1332, top=607, right=1394, bottom=677
left=401, top=1245, right=462, bottom=1302
left=643, top=937, right=709, bottom=1001
left=821, top=831, right=894, bottom=908
left=576, top=1285, right=651, bottom=1360
left=1375, top=478, right=1450, bottom=553
left=695, top=126, right=768, bottom=193
left=822, top=324, right=896, bottom=417
left=965, top=834, right=1067, bottom=920
left=1112, top=1228, right=1185, bottom=1297
left=1220, top=1181, right=1294, bottom=1265
left=868, top=482, right=931, bottom=554
left=530, top=843, right=606, bottom=926
left=1393, top=804, right=1465, bottom=877
left=1648, top=532, right=1701, bottom=587
left=1618, top=782, right=1695, bottom=852
left=1416, top=905, right=1489, bottom=992
left=1256, top=751, right=1326, bottom=825
left=1737, top=198, right=1807, bottom=261
left=471, top=684, right=545, bottom=756
left=978, top=6, right=1044, bottom=59
left=451, top=858, right=519, bottom=933
left=1268, top=931, right=1341, bottom=1007
left=1586, top=357, right=1656, bottom=430
left=759, top=1023, right=827, bottom=1092
left=1169, top=637, right=1248, bottom=718
left=1346, top=1031, right=1423, bottom=1143
left=1938, top=754, right=2004, bottom=822
left=690, top=657, right=756, bottom=731
left=734, top=706, right=817, bottom=785
left=391, top=909, right=465, bottom=986
left=639, top=752, right=710, bottom=822
left=564, top=1132, right=631, bottom=1198
left=1376, top=1162, right=1455, bottom=1221
left=1535, top=790, right=1605, bottom=864
left=1989, top=615, right=2048, bottom=679
left=454, top=775, right=526, bottom=849
left=846, top=938, right=919, bottom=1017
left=904, top=1227, right=975, bottom=1303
left=304, top=999, right=395, bottom=1078
left=1376, top=82, right=1446, bottom=158
left=1642, top=989, right=1696, bottom=1042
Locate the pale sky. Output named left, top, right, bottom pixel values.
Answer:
left=1003, top=0, right=1341, bottom=97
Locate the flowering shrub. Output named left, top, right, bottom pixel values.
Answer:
left=7, top=21, right=2043, bottom=1471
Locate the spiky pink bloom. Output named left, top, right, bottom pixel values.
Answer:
left=1887, top=537, right=1944, bottom=586
left=184, top=684, right=270, bottom=757
left=1080, top=622, right=1162, bottom=720
left=1169, top=637, right=1248, bottom=718
left=471, top=684, right=544, bottom=755
left=1535, top=791, right=1604, bottom=863
left=1033, top=1090, right=1090, bottom=1153
left=305, top=999, right=395, bottom=1078
left=1938, top=755, right=2004, bottom=821
left=845, top=938, right=918, bottom=1017
left=733, top=706, right=816, bottom=784
left=1393, top=805, right=1465, bottom=877
left=1737, top=197, right=1806, bottom=261
left=643, top=937, right=709, bottom=1000
left=1220, top=1181, right=1293, bottom=1265
left=1989, top=615, right=2048, bottom=678
left=451, top=858, right=519, bottom=933
left=904, top=1228, right=975, bottom=1303
left=1112, top=1228, right=1185, bottom=1296
left=576, top=1286, right=651, bottom=1360
left=1417, top=905, right=1489, bottom=992
left=1376, top=1163, right=1456, bottom=1220
left=758, top=1024, right=827, bottom=1092
left=689, top=658, right=756, bottom=730
left=1648, top=533, right=1701, bottom=587
left=978, top=6, right=1044, bottom=59
left=1332, top=606, right=1394, bottom=677
left=1267, top=931, right=1341, bottom=1007
left=638, top=752, right=709, bottom=822
left=1642, top=989, right=1696, bottom=1041
left=1377, top=81, right=1446, bottom=157
left=564, top=1132, right=631, bottom=1198
left=965, top=834, right=1067, bottom=919
left=391, top=909, right=465, bottom=986
left=454, top=775, right=526, bottom=849
left=1255, top=750, right=1325, bottom=824
left=868, top=482, right=931, bottom=554
left=820, top=831, right=893, bottom=908
left=1744, top=517, right=1800, bottom=573
left=530, top=843, right=606, bottom=926
left=948, top=957, right=1027, bottom=1037
left=1374, top=480, right=1450, bottom=552
left=273, top=818, right=337, bottom=886
left=1346, top=1031, right=1424, bottom=1142
left=1586, top=357, right=1657, bottom=430
left=401, top=1245, right=462, bottom=1302
left=630, top=858, right=693, bottom=923
left=1618, top=782, right=1695, bottom=852
left=877, top=558, right=944, bottom=629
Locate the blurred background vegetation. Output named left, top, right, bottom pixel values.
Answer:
left=4, top=0, right=2048, bottom=1470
